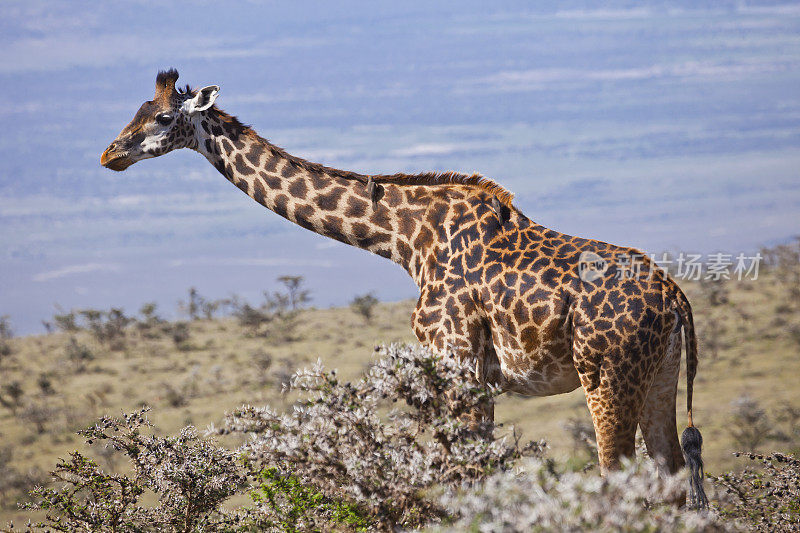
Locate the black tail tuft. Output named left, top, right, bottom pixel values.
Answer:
left=681, top=426, right=708, bottom=509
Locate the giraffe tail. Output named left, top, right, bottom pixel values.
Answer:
left=675, top=286, right=708, bottom=509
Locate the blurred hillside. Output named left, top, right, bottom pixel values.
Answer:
left=1, top=241, right=799, bottom=525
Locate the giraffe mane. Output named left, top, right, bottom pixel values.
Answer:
left=191, top=94, right=515, bottom=208
left=374, top=171, right=516, bottom=208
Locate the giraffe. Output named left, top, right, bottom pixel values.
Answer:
left=101, top=69, right=707, bottom=507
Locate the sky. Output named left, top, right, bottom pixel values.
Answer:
left=1, top=1, right=799, bottom=334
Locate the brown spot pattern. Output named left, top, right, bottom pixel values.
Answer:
left=102, top=81, right=703, bottom=480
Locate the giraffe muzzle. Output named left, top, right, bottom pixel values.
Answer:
left=100, top=144, right=134, bottom=171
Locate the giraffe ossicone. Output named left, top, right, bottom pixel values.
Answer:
left=101, top=69, right=707, bottom=508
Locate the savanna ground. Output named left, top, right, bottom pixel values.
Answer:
left=0, top=242, right=798, bottom=529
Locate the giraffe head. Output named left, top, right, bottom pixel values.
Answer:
left=100, top=69, right=219, bottom=171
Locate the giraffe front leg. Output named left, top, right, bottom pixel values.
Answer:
left=437, top=332, right=496, bottom=440
left=412, top=296, right=495, bottom=440
left=446, top=382, right=495, bottom=439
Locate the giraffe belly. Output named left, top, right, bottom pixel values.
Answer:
left=485, top=304, right=580, bottom=396
left=490, top=343, right=581, bottom=397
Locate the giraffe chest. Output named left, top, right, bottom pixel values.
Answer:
left=482, top=284, right=580, bottom=396
left=417, top=209, right=590, bottom=395
left=414, top=262, right=581, bottom=396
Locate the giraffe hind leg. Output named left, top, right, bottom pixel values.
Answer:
left=573, top=326, right=647, bottom=472
left=639, top=328, right=684, bottom=476
left=576, top=349, right=643, bottom=470
left=584, top=380, right=641, bottom=472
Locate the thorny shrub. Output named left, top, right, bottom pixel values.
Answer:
left=231, top=277, right=309, bottom=340
left=761, top=237, right=800, bottom=303
left=64, top=336, right=94, bottom=371
left=22, top=409, right=244, bottom=532
left=13, top=345, right=740, bottom=532
left=170, top=321, right=192, bottom=348
left=728, top=396, right=774, bottom=452
left=179, top=287, right=204, bottom=321
left=0, top=446, right=47, bottom=509
left=430, top=457, right=732, bottom=532
left=136, top=302, right=166, bottom=338
left=710, top=452, right=800, bottom=532
left=275, top=275, right=311, bottom=311
left=222, top=344, right=544, bottom=530
left=0, top=315, right=13, bottom=358
left=78, top=308, right=132, bottom=350
left=0, top=381, right=24, bottom=415
left=350, top=293, right=379, bottom=323
left=232, top=302, right=274, bottom=336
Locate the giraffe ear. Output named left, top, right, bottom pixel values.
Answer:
left=183, top=85, right=220, bottom=115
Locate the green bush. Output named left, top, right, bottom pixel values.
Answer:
left=710, top=452, right=800, bottom=532
left=246, top=467, right=371, bottom=532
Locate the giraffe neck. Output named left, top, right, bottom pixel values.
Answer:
left=191, top=110, right=429, bottom=282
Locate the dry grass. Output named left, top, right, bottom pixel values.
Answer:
left=1, top=270, right=798, bottom=525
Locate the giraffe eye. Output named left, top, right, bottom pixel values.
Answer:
left=155, top=113, right=173, bottom=126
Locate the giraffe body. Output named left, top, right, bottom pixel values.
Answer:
left=101, top=70, right=706, bottom=505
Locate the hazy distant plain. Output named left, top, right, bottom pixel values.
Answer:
left=1, top=1, right=799, bottom=333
